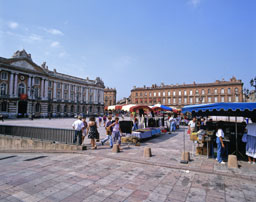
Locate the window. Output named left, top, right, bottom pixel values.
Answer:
left=235, top=88, right=238, bottom=93
left=178, top=90, right=181, bottom=96
left=154, top=92, right=156, bottom=96
left=221, top=96, right=225, bottom=102
left=184, top=97, right=187, bottom=104
left=136, top=93, right=138, bottom=96
left=202, top=97, right=205, bottom=103
left=195, top=90, right=199, bottom=95
left=145, top=92, right=147, bottom=96
left=48, top=90, right=52, bottom=99
left=228, top=96, right=232, bottom=102
left=221, top=88, right=224, bottom=94
left=158, top=92, right=161, bottom=96
left=163, top=92, right=165, bottom=96
left=149, top=92, right=152, bottom=96
left=168, top=98, right=171, bottom=104
left=235, top=95, right=239, bottom=102
left=178, top=98, right=181, bottom=103
left=35, top=103, right=40, bottom=112
left=184, top=90, right=187, bottom=96
left=162, top=98, right=166, bottom=104
left=48, top=81, right=52, bottom=87
left=140, top=92, right=142, bottom=96
left=208, top=97, right=212, bottom=103
left=57, top=83, right=61, bottom=89
left=208, top=89, right=211, bottom=94
left=71, top=85, right=74, bottom=91
left=190, top=90, right=193, bottom=96
left=173, top=98, right=176, bottom=104
left=173, top=91, right=176, bottom=96
left=64, top=105, right=67, bottom=113
left=71, top=93, right=74, bottom=101
left=71, top=105, right=74, bottom=113
left=34, top=87, right=39, bottom=98
left=57, top=91, right=61, bottom=99
left=35, top=78, right=40, bottom=85
left=1, top=72, right=7, bottom=80
left=214, top=89, right=218, bottom=94
left=18, top=83, right=25, bottom=95
left=65, top=84, right=68, bottom=90
left=168, top=91, right=170, bottom=96
left=202, top=89, right=205, bottom=95
left=214, top=96, right=218, bottom=102
left=57, top=105, right=61, bottom=113
left=0, top=83, right=7, bottom=95
left=228, top=88, right=231, bottom=94
left=196, top=97, right=199, bottom=103
left=64, top=92, right=68, bottom=100
left=190, top=97, right=193, bottom=103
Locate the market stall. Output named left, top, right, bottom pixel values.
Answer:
left=182, top=102, right=256, bottom=159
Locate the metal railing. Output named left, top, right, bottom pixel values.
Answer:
left=0, top=125, right=75, bottom=144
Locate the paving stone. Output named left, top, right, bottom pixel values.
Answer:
left=114, top=187, right=134, bottom=197
left=167, top=190, right=187, bottom=202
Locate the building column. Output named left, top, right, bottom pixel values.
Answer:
left=41, top=79, right=44, bottom=99
left=86, top=88, right=89, bottom=103
left=9, top=72, right=14, bottom=97
left=62, top=83, right=64, bottom=100
left=44, top=80, right=48, bottom=99
left=28, top=76, right=31, bottom=98
left=68, top=84, right=71, bottom=101
left=31, top=77, right=34, bottom=86
left=53, top=82, right=57, bottom=100
left=74, top=86, right=77, bottom=102
left=14, top=73, right=18, bottom=97
left=80, top=87, right=83, bottom=102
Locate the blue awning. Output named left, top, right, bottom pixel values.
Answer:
left=154, top=104, right=173, bottom=111
left=182, top=102, right=256, bottom=117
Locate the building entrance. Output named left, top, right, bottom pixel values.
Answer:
left=18, top=101, right=27, bottom=117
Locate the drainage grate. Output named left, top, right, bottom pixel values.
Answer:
left=0, top=155, right=17, bottom=161
left=24, top=156, right=47, bottom=161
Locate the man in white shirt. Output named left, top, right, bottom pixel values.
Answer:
left=216, top=122, right=225, bottom=164
left=188, top=117, right=196, bottom=133
left=72, top=116, right=85, bottom=145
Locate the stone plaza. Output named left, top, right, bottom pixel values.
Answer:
left=0, top=118, right=256, bottom=202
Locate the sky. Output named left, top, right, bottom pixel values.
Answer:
left=0, top=0, right=255, bottom=100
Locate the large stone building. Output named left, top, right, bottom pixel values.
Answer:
left=104, top=88, right=116, bottom=106
left=0, top=50, right=105, bottom=118
left=131, top=77, right=243, bottom=108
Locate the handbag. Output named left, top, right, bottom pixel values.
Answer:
left=242, top=133, right=247, bottom=143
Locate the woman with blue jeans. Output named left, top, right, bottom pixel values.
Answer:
left=216, top=122, right=225, bottom=164
left=109, top=117, right=122, bottom=150
left=101, top=116, right=113, bottom=148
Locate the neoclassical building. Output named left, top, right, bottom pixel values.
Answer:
left=0, top=50, right=105, bottom=118
left=131, top=77, right=243, bottom=108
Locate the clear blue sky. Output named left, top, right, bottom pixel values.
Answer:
left=0, top=0, right=255, bottom=100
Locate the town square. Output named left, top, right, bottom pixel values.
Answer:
left=0, top=0, right=256, bottom=202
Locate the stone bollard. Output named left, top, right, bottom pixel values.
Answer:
left=228, top=155, right=238, bottom=168
left=144, top=147, right=152, bottom=157
left=181, top=152, right=190, bottom=162
left=112, top=144, right=120, bottom=153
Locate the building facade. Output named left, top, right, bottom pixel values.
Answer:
left=104, top=88, right=116, bottom=106
left=0, top=50, right=105, bottom=118
left=131, top=77, right=243, bottom=108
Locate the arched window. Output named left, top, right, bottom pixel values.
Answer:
left=71, top=105, right=74, bottom=113
left=0, top=83, right=7, bottom=95
left=82, top=106, right=86, bottom=113
left=77, top=105, right=79, bottom=112
left=35, top=103, right=40, bottom=112
left=64, top=105, right=67, bottom=113
left=18, top=83, right=25, bottom=95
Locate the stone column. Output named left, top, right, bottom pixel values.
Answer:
left=62, top=83, right=64, bottom=100
left=41, top=79, right=44, bottom=99
left=14, top=73, right=18, bottom=97
left=31, top=77, right=34, bottom=86
left=44, top=80, right=48, bottom=99
left=80, top=86, right=83, bottom=102
left=68, top=84, right=71, bottom=101
left=53, top=82, right=57, bottom=100
left=28, top=76, right=31, bottom=98
left=9, top=73, right=14, bottom=97
left=74, top=85, right=77, bottom=102
left=86, top=88, right=89, bottom=103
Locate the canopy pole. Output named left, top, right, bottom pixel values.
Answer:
left=235, top=116, right=238, bottom=157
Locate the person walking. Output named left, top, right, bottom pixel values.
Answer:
left=103, top=115, right=107, bottom=127
left=109, top=117, right=122, bottom=151
left=87, top=117, right=98, bottom=149
left=82, top=118, right=88, bottom=145
left=98, top=116, right=102, bottom=127
left=101, top=116, right=113, bottom=148
left=72, top=116, right=85, bottom=145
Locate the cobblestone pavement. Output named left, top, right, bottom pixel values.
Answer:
left=1, top=118, right=256, bottom=201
